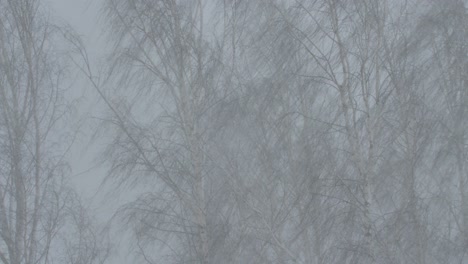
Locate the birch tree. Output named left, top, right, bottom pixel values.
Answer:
left=265, top=0, right=432, bottom=262
left=90, top=0, right=235, bottom=263
left=0, top=0, right=109, bottom=263
left=273, top=1, right=392, bottom=262
left=0, top=0, right=72, bottom=263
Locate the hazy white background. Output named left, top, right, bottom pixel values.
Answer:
left=47, top=1, right=130, bottom=262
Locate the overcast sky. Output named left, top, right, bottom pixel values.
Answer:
left=45, top=2, right=130, bottom=261
left=47, top=0, right=104, bottom=198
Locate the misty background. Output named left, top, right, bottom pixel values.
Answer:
left=0, top=0, right=467, bottom=263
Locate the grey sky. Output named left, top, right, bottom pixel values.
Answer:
left=47, top=0, right=103, bottom=198
left=19, top=1, right=468, bottom=263
left=45, top=2, right=128, bottom=261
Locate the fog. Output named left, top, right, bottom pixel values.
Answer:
left=0, top=0, right=467, bottom=263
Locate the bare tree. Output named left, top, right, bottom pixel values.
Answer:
left=89, top=0, right=468, bottom=263
left=81, top=0, right=234, bottom=263
left=60, top=196, right=111, bottom=264
left=0, top=0, right=71, bottom=263
left=0, top=1, right=110, bottom=263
